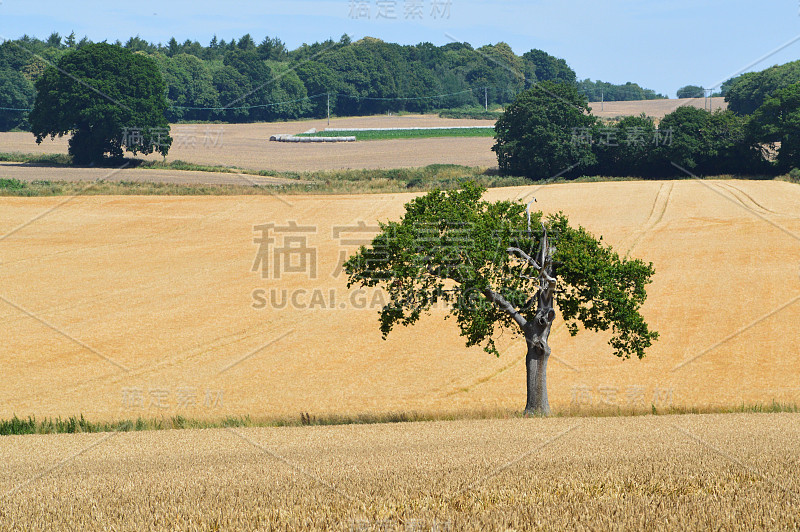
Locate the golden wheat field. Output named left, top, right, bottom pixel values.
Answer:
left=587, top=97, right=727, bottom=120
left=1, top=180, right=798, bottom=422
left=1, top=413, right=799, bottom=530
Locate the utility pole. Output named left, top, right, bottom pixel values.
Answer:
left=327, top=93, right=330, bottom=126
left=485, top=87, right=488, bottom=111
left=601, top=90, right=604, bottom=112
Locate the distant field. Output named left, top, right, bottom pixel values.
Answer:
left=1, top=180, right=798, bottom=422
left=588, top=96, right=727, bottom=119
left=0, top=115, right=498, bottom=172
left=297, top=127, right=495, bottom=141
left=2, top=414, right=798, bottom=530
left=0, top=102, right=730, bottom=173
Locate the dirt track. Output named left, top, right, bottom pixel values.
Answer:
left=1, top=180, right=798, bottom=420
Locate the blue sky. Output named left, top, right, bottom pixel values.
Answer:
left=2, top=0, right=799, bottom=97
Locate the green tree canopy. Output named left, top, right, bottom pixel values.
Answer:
left=0, top=69, right=35, bottom=131
left=577, top=79, right=666, bottom=101
left=345, top=183, right=658, bottom=414
left=749, top=82, right=800, bottom=172
left=157, top=53, right=218, bottom=122
left=521, top=49, right=576, bottom=85
left=653, top=107, right=763, bottom=176
left=493, top=81, right=596, bottom=179
left=29, top=43, right=171, bottom=164
left=590, top=114, right=657, bottom=176
left=1, top=33, right=669, bottom=125
left=724, top=60, right=800, bottom=115
left=676, top=85, right=705, bottom=99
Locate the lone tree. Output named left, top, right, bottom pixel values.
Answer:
left=345, top=184, right=658, bottom=415
left=30, top=43, right=171, bottom=164
left=676, top=85, right=705, bottom=99
left=492, top=81, right=595, bottom=179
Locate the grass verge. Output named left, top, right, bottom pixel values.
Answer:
left=1, top=152, right=795, bottom=196
left=1, top=402, right=796, bottom=436
left=0, top=160, right=529, bottom=196
left=295, top=127, right=495, bottom=140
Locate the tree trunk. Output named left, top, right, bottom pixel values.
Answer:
left=502, top=219, right=558, bottom=416
left=523, top=227, right=557, bottom=416
left=524, top=322, right=553, bottom=416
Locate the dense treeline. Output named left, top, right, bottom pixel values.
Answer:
left=1, top=32, right=663, bottom=130
left=495, top=81, right=797, bottom=180
left=723, top=60, right=800, bottom=115
left=576, top=79, right=666, bottom=101
left=589, top=107, right=768, bottom=176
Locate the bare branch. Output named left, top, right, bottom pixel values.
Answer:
left=526, top=198, right=537, bottom=238
left=507, top=247, right=542, bottom=270
left=483, top=289, right=527, bottom=328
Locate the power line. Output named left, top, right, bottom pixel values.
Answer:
left=171, top=92, right=328, bottom=110
left=1, top=88, right=479, bottom=113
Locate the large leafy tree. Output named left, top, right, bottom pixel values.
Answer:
left=654, top=107, right=764, bottom=176
left=749, top=82, right=800, bottom=172
left=29, top=43, right=171, bottom=164
left=157, top=53, right=219, bottom=122
left=590, top=114, right=657, bottom=177
left=676, top=85, right=705, bottom=99
left=724, top=60, right=800, bottom=115
left=345, top=184, right=658, bottom=415
left=493, top=81, right=596, bottom=179
left=0, top=70, right=35, bottom=131
left=521, top=49, right=576, bottom=85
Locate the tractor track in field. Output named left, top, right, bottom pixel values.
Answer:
left=713, top=181, right=778, bottom=216
left=623, top=181, right=673, bottom=257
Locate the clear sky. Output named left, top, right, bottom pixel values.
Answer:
left=2, top=0, right=799, bottom=97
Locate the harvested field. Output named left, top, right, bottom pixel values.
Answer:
left=0, top=115, right=498, bottom=173
left=589, top=97, right=727, bottom=120
left=1, top=413, right=798, bottom=530
left=0, top=180, right=798, bottom=422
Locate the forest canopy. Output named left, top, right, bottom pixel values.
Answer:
left=1, top=32, right=666, bottom=129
